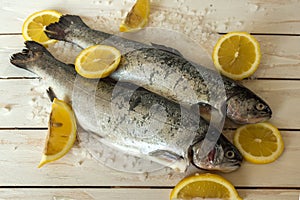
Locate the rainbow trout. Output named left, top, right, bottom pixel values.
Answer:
left=10, top=41, right=242, bottom=172
left=45, top=15, right=272, bottom=124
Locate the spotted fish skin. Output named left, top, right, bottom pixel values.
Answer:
left=10, top=41, right=242, bottom=172
left=45, top=15, right=272, bottom=124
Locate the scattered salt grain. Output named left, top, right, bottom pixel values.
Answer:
left=53, top=196, right=75, bottom=200
left=249, top=4, right=259, bottom=12
left=236, top=21, right=244, bottom=27
left=27, top=0, right=248, bottom=172
left=106, top=0, right=112, bottom=5
left=1, top=104, right=13, bottom=114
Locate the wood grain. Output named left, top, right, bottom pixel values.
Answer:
left=0, top=79, right=299, bottom=129
left=1, top=0, right=300, bottom=34
left=2, top=35, right=300, bottom=79
left=0, top=188, right=299, bottom=200
left=0, top=130, right=298, bottom=187
left=1, top=0, right=300, bottom=198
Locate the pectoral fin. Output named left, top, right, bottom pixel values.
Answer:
left=197, top=102, right=237, bottom=127
left=149, top=150, right=188, bottom=172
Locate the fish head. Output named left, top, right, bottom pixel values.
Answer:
left=226, top=90, right=272, bottom=124
left=190, top=133, right=243, bottom=173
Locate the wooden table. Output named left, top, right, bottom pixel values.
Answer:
left=1, top=0, right=300, bottom=199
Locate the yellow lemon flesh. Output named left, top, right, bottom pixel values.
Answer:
left=212, top=32, right=261, bottom=80
left=75, top=44, right=121, bottom=79
left=233, top=122, right=284, bottom=164
left=170, top=173, right=242, bottom=200
left=120, top=0, right=150, bottom=32
left=38, top=98, right=77, bottom=168
left=22, top=10, right=62, bottom=46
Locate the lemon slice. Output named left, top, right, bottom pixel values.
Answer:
left=75, top=44, right=121, bottom=79
left=38, top=98, right=77, bottom=168
left=212, top=32, right=261, bottom=80
left=233, top=122, right=284, bottom=164
left=119, top=0, right=150, bottom=32
left=22, top=10, right=62, bottom=46
left=170, top=173, right=242, bottom=200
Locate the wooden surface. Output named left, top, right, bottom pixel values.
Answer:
left=1, top=0, right=300, bottom=199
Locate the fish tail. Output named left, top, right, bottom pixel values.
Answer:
left=45, top=15, right=87, bottom=41
left=10, top=41, right=51, bottom=69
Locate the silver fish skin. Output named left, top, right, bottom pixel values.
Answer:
left=10, top=41, right=242, bottom=173
left=45, top=15, right=272, bottom=124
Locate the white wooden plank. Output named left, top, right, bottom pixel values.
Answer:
left=0, top=35, right=38, bottom=78
left=1, top=79, right=299, bottom=129
left=238, top=189, right=300, bottom=200
left=0, top=35, right=81, bottom=78
left=242, top=80, right=300, bottom=129
left=254, top=35, right=300, bottom=79
left=1, top=0, right=299, bottom=196
left=214, top=130, right=300, bottom=188
left=0, top=130, right=298, bottom=187
left=1, top=0, right=300, bottom=34
left=0, top=188, right=299, bottom=200
left=194, top=34, right=300, bottom=79
left=0, top=79, right=50, bottom=128
left=2, top=34, right=300, bottom=79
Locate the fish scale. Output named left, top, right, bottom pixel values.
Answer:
left=10, top=41, right=243, bottom=173
left=45, top=14, right=272, bottom=124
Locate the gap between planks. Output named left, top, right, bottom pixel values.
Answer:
left=0, top=186, right=299, bottom=190
left=0, top=130, right=299, bottom=187
left=0, top=188, right=299, bottom=200
left=218, top=32, right=300, bottom=36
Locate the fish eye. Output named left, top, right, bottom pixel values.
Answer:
left=225, top=150, right=235, bottom=159
left=255, top=103, right=266, bottom=111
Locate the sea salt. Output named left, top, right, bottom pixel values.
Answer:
left=38, top=0, right=227, bottom=173
left=53, top=197, right=75, bottom=200
left=249, top=3, right=259, bottom=12
left=1, top=104, right=12, bottom=115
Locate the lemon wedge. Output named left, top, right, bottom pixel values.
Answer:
left=233, top=122, right=284, bottom=164
left=120, top=0, right=150, bottom=32
left=22, top=10, right=62, bottom=46
left=212, top=32, right=261, bottom=80
left=75, top=44, right=121, bottom=79
left=38, top=98, right=77, bottom=168
left=170, top=173, right=242, bottom=200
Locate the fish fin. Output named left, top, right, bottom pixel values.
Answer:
left=46, top=87, right=57, bottom=102
left=45, top=15, right=88, bottom=41
left=149, top=150, right=188, bottom=172
left=149, top=150, right=182, bottom=163
left=10, top=41, right=52, bottom=69
left=46, top=87, right=71, bottom=104
left=197, top=102, right=227, bottom=121
left=150, top=43, right=183, bottom=57
left=195, top=102, right=214, bottom=122
left=196, top=102, right=234, bottom=127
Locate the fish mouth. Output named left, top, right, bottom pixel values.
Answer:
left=217, top=162, right=241, bottom=173
left=190, top=146, right=242, bottom=173
left=250, top=114, right=271, bottom=124
left=192, top=161, right=241, bottom=173
left=243, top=112, right=272, bottom=124
left=228, top=112, right=272, bottom=124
